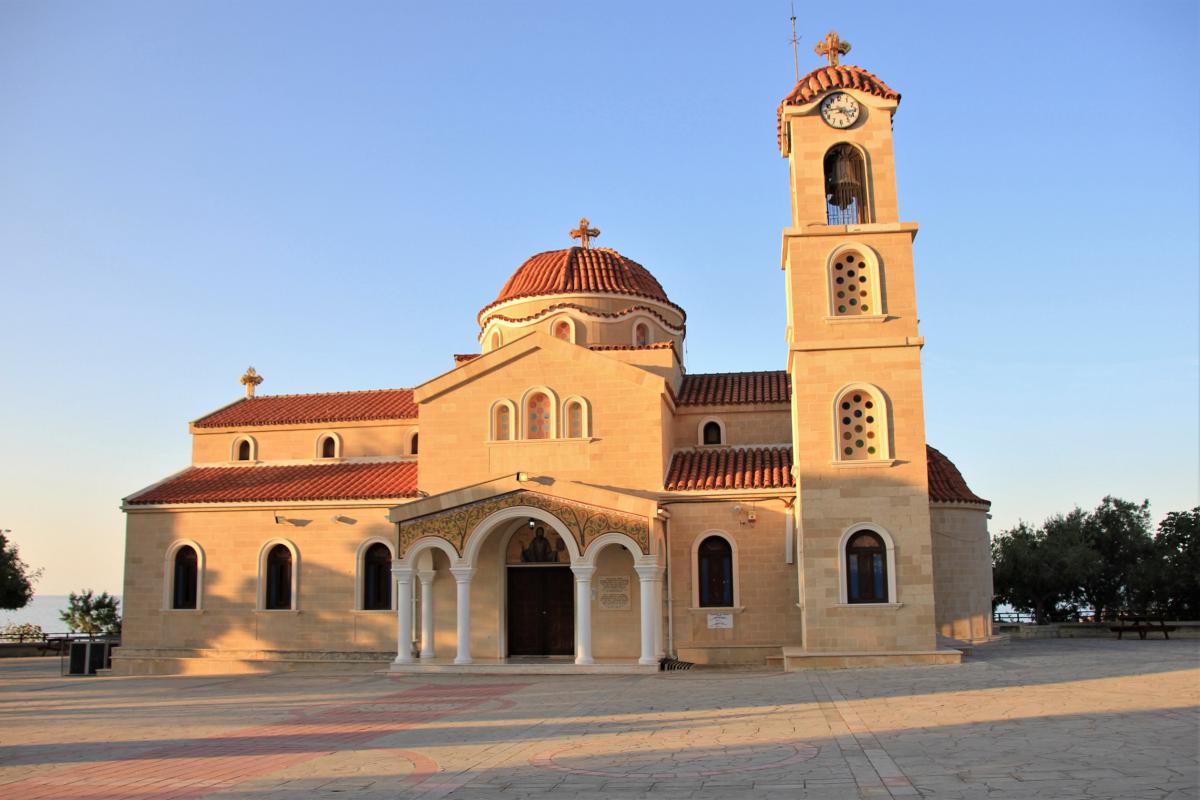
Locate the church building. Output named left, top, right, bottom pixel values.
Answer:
left=115, top=35, right=993, bottom=674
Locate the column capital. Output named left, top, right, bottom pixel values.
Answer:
left=634, top=563, right=664, bottom=580
left=417, top=569, right=436, bottom=583
left=450, top=566, right=476, bottom=582
left=570, top=564, right=597, bottom=580
left=391, top=563, right=415, bottom=581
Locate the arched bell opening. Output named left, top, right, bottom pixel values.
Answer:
left=824, top=143, right=870, bottom=225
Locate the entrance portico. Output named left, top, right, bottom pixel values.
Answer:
left=387, top=477, right=665, bottom=672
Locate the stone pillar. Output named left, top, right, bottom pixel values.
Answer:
left=635, top=564, right=661, bottom=666
left=450, top=566, right=475, bottom=665
left=653, top=572, right=666, bottom=658
left=417, top=569, right=436, bottom=659
left=571, top=564, right=595, bottom=666
left=392, top=564, right=414, bottom=665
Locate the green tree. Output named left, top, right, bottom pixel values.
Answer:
left=992, top=511, right=1098, bottom=624
left=1078, top=497, right=1153, bottom=619
left=1147, top=508, right=1200, bottom=617
left=0, top=531, right=41, bottom=611
left=60, top=590, right=121, bottom=636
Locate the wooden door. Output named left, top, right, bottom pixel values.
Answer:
left=507, top=567, right=574, bottom=656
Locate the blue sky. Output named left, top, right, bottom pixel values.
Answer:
left=1, top=1, right=1196, bottom=595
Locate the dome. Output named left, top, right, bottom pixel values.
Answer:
left=478, top=246, right=681, bottom=321
left=926, top=446, right=989, bottom=506
left=776, top=64, right=900, bottom=154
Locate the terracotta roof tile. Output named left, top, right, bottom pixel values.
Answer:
left=453, top=354, right=482, bottom=364
left=194, top=389, right=417, bottom=428
left=677, top=371, right=790, bottom=406
left=587, top=342, right=676, bottom=352
left=126, top=461, right=419, bottom=505
left=926, top=446, right=989, bottom=506
left=480, top=247, right=681, bottom=320
left=776, top=64, right=901, bottom=154
left=666, top=446, right=795, bottom=491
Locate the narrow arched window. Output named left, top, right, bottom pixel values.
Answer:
left=494, top=404, right=512, bottom=441
left=830, top=249, right=877, bottom=316
left=553, top=319, right=572, bottom=341
left=824, top=143, right=868, bottom=225
left=237, top=439, right=252, bottom=461
left=320, top=436, right=336, bottom=458
left=362, top=543, right=392, bottom=610
left=172, top=546, right=198, bottom=609
left=702, top=421, right=723, bottom=445
left=836, top=387, right=887, bottom=460
left=697, top=536, right=733, bottom=607
left=526, top=392, right=552, bottom=439
left=410, top=433, right=419, bottom=455
left=265, top=544, right=293, bottom=610
left=846, top=531, right=887, bottom=603
left=491, top=331, right=501, bottom=349
left=566, top=401, right=584, bottom=438
left=634, top=322, right=650, bottom=347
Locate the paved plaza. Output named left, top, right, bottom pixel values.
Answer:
left=0, top=639, right=1196, bottom=800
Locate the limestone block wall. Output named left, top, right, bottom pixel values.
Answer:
left=665, top=500, right=801, bottom=664
left=119, top=506, right=398, bottom=668
left=672, top=407, right=791, bottom=449
left=930, top=504, right=994, bottom=643
left=191, top=420, right=417, bottom=464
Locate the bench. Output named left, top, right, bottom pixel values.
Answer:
left=1108, top=614, right=1177, bottom=640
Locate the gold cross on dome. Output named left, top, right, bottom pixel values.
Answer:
left=240, top=366, right=263, bottom=398
left=815, top=30, right=852, bottom=67
left=569, top=217, right=600, bottom=249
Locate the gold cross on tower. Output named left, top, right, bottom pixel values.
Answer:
left=569, top=217, right=600, bottom=249
left=815, top=30, right=852, bottom=67
left=240, top=366, right=264, bottom=398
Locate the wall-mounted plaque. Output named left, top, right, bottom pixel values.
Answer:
left=707, top=613, right=734, bottom=629
left=597, top=575, right=631, bottom=610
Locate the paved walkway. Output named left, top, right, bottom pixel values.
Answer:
left=0, top=639, right=1196, bottom=799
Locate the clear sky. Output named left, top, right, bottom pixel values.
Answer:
left=1, top=1, right=1196, bottom=595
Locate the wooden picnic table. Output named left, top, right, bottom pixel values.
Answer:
left=1108, top=613, right=1177, bottom=640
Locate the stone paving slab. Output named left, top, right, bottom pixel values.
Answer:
left=0, top=639, right=1196, bottom=799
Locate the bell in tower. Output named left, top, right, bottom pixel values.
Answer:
left=823, top=143, right=868, bottom=225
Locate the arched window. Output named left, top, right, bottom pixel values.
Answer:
left=553, top=319, right=573, bottom=342
left=702, top=420, right=723, bottom=445
left=410, top=432, right=419, bottom=455
left=235, top=438, right=254, bottom=461
left=829, top=247, right=879, bottom=317
left=634, top=322, right=650, bottom=347
left=361, top=542, right=392, bottom=610
left=264, top=544, right=293, bottom=610
left=493, top=402, right=513, bottom=441
left=697, top=535, right=734, bottom=607
left=526, top=391, right=553, bottom=439
left=566, top=400, right=584, bottom=438
left=320, top=436, right=336, bottom=459
left=824, top=143, right=869, bottom=225
left=846, top=531, right=888, bottom=603
left=172, top=545, right=198, bottom=610
left=834, top=385, right=890, bottom=461
left=491, top=330, right=501, bottom=350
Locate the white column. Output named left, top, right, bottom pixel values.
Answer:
left=392, top=564, right=414, bottom=665
left=417, top=569, right=436, bottom=659
left=653, top=573, right=666, bottom=658
left=635, top=564, right=660, bottom=665
left=450, top=566, right=475, bottom=665
left=571, top=564, right=595, bottom=666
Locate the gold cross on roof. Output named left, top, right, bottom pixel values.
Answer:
left=240, top=366, right=263, bottom=398
left=815, top=30, right=852, bottom=67
left=569, top=217, right=600, bottom=249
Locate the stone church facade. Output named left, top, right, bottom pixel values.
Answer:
left=115, top=39, right=993, bottom=675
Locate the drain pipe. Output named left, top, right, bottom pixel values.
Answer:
left=659, top=509, right=675, bottom=659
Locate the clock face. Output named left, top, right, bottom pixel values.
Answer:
left=820, top=92, right=861, bottom=129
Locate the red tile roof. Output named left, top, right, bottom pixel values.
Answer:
left=587, top=342, right=676, bottom=352
left=666, top=446, right=795, bottom=491
left=777, top=65, right=901, bottom=154
left=480, top=247, right=680, bottom=320
left=454, top=353, right=482, bottom=364
left=926, top=446, right=989, bottom=506
left=126, top=461, right=419, bottom=505
left=677, top=371, right=790, bottom=406
left=193, top=389, right=417, bottom=428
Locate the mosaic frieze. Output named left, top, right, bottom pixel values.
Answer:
left=398, top=490, right=649, bottom=559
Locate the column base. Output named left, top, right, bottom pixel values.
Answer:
left=454, top=656, right=473, bottom=665
left=638, top=656, right=659, bottom=666
left=574, top=656, right=595, bottom=666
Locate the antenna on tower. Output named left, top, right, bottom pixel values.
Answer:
left=789, top=1, right=800, bottom=82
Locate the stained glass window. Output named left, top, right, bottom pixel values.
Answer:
left=554, top=320, right=571, bottom=341
left=831, top=251, right=876, bottom=316
left=567, top=401, right=583, bottom=438
left=495, top=404, right=511, bottom=440
left=527, top=392, right=551, bottom=439
left=836, top=390, right=882, bottom=460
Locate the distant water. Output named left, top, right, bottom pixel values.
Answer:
left=0, top=594, right=121, bottom=634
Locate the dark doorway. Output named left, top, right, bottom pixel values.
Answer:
left=506, top=567, right=574, bottom=656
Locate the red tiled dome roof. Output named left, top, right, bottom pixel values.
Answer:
left=479, top=247, right=680, bottom=320
left=776, top=64, right=900, bottom=153
left=926, top=446, right=989, bottom=506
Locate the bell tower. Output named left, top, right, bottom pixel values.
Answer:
left=780, top=33, right=940, bottom=658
